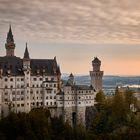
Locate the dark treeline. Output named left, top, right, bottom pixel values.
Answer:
left=0, top=108, right=88, bottom=140
left=1, top=88, right=140, bottom=140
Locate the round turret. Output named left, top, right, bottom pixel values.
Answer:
left=92, top=57, right=101, bottom=71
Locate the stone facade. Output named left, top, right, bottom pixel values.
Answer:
left=0, top=26, right=61, bottom=117
left=90, top=57, right=104, bottom=93
left=56, top=74, right=96, bottom=126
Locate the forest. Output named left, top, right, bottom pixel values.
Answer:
left=0, top=88, right=140, bottom=140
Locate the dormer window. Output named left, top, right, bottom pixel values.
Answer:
left=37, top=69, right=40, bottom=74
left=7, top=69, right=10, bottom=74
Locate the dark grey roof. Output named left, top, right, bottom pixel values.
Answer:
left=72, top=85, right=95, bottom=91
left=0, top=56, right=61, bottom=76
left=0, top=56, right=23, bottom=76
left=57, top=92, right=64, bottom=95
left=30, top=59, right=59, bottom=76
left=6, top=25, right=14, bottom=43
left=69, top=73, right=74, bottom=77
left=92, top=57, right=101, bottom=63
left=24, top=46, right=30, bottom=59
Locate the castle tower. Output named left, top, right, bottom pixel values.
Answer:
left=90, top=57, right=103, bottom=92
left=23, top=43, right=31, bottom=112
left=67, top=73, right=74, bottom=85
left=5, top=25, right=16, bottom=56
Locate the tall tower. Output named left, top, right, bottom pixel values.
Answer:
left=23, top=43, right=31, bottom=112
left=90, top=57, right=103, bottom=92
left=5, top=25, right=16, bottom=56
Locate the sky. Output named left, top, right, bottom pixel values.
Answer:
left=0, top=0, right=140, bottom=75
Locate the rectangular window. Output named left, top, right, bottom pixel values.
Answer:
left=33, top=78, right=37, bottom=81
left=5, top=78, right=8, bottom=82
left=4, top=99, right=8, bottom=102
left=10, top=78, right=13, bottom=81
left=39, top=78, right=43, bottom=81
left=21, top=91, right=24, bottom=95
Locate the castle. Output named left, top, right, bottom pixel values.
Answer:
left=0, top=26, right=103, bottom=126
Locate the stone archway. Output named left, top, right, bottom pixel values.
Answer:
left=72, top=112, right=76, bottom=127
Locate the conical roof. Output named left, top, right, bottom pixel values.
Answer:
left=6, top=24, right=14, bottom=43
left=23, top=43, right=30, bottom=59
left=93, top=57, right=101, bottom=63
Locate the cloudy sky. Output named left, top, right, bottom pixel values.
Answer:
left=0, top=0, right=140, bottom=75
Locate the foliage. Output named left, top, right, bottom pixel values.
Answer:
left=1, top=89, right=140, bottom=140
left=90, top=88, right=140, bottom=139
left=0, top=108, right=90, bottom=140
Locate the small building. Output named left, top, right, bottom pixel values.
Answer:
left=56, top=74, right=96, bottom=126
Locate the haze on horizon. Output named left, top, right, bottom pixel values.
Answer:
left=0, top=0, right=140, bottom=76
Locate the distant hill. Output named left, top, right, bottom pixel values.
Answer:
left=62, top=74, right=140, bottom=88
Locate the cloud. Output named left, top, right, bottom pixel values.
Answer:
left=0, top=0, right=139, bottom=44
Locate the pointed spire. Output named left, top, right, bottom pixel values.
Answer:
left=7, top=24, right=14, bottom=43
left=24, top=43, right=30, bottom=59
left=69, top=73, right=74, bottom=77
left=5, top=24, right=16, bottom=56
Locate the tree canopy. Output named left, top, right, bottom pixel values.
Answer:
left=0, top=89, right=140, bottom=140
